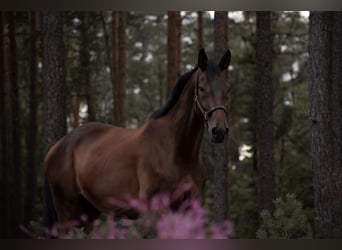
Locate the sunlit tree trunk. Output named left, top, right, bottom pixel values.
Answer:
left=167, top=11, right=181, bottom=97
left=109, top=11, right=126, bottom=127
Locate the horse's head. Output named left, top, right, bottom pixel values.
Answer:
left=195, top=48, right=231, bottom=143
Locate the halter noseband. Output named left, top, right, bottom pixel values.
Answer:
left=194, top=71, right=228, bottom=121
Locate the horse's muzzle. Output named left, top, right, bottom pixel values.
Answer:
left=210, top=126, right=229, bottom=143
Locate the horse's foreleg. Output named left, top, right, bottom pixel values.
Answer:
left=53, top=191, right=101, bottom=236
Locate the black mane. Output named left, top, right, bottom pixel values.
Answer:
left=150, top=66, right=199, bottom=119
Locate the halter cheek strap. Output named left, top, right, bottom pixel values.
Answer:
left=194, top=72, right=228, bottom=121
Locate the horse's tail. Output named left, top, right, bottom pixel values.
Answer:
left=43, top=174, right=57, bottom=230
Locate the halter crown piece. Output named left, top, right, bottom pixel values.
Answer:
left=194, top=71, right=228, bottom=121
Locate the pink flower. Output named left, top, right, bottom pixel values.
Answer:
left=156, top=200, right=208, bottom=239
left=210, top=221, right=234, bottom=239
left=156, top=212, right=206, bottom=239
left=80, top=214, right=88, bottom=222
left=23, top=191, right=233, bottom=239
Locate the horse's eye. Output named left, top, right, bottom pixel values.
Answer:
left=199, top=87, right=205, bottom=92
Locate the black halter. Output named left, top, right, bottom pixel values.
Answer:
left=194, top=71, right=228, bottom=121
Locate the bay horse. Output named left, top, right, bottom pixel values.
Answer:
left=44, top=48, right=231, bottom=230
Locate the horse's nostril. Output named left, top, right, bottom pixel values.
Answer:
left=212, top=127, right=217, bottom=135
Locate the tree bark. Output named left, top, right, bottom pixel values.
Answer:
left=214, top=11, right=228, bottom=59
left=256, top=11, right=276, bottom=215
left=72, top=95, right=80, bottom=128
left=111, top=11, right=119, bottom=125
left=108, top=11, right=127, bottom=127
left=0, top=12, right=3, bottom=237
left=0, top=11, right=10, bottom=238
left=156, top=16, right=165, bottom=108
left=309, top=11, right=342, bottom=238
left=7, top=12, right=23, bottom=237
left=42, top=11, right=66, bottom=228
left=25, top=11, right=39, bottom=225
left=3, top=21, right=13, bottom=238
left=197, top=11, right=203, bottom=50
left=103, top=11, right=127, bottom=127
left=331, top=13, right=342, bottom=214
left=167, top=11, right=181, bottom=97
left=212, top=11, right=229, bottom=223
left=117, top=12, right=126, bottom=127
left=80, top=12, right=95, bottom=122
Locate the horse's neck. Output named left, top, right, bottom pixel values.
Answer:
left=163, top=74, right=205, bottom=162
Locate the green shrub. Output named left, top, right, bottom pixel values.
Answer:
left=256, top=193, right=312, bottom=239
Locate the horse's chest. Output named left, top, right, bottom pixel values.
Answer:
left=153, top=167, right=203, bottom=198
left=138, top=156, right=205, bottom=199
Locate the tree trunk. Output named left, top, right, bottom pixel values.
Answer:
left=256, top=11, right=276, bottom=215
left=25, top=11, right=39, bottom=225
left=167, top=11, right=181, bottom=97
left=197, top=11, right=203, bottom=50
left=214, top=11, right=228, bottom=59
left=72, top=95, right=80, bottom=128
left=80, top=12, right=95, bottom=122
left=101, top=11, right=126, bottom=127
left=42, top=11, right=66, bottom=228
left=212, top=11, right=229, bottom=223
left=100, top=12, right=118, bottom=124
left=117, top=12, right=126, bottom=127
left=309, top=11, right=342, bottom=238
left=0, top=11, right=10, bottom=238
left=7, top=12, right=23, bottom=237
left=108, top=11, right=127, bottom=127
left=156, top=16, right=165, bottom=108
left=3, top=26, right=13, bottom=238
left=111, top=11, right=119, bottom=125
left=331, top=13, right=342, bottom=223
left=0, top=12, right=3, bottom=237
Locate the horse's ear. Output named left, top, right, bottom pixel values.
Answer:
left=198, top=48, right=208, bottom=70
left=219, top=49, right=231, bottom=71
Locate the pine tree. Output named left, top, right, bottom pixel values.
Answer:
left=212, top=11, right=229, bottom=223
left=42, top=11, right=66, bottom=228
left=256, top=194, right=312, bottom=239
left=256, top=11, right=276, bottom=216
left=309, top=11, right=342, bottom=238
left=167, top=11, right=181, bottom=97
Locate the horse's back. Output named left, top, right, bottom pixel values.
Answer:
left=45, top=122, right=113, bottom=168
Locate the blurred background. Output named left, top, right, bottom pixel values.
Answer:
left=0, top=11, right=341, bottom=239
